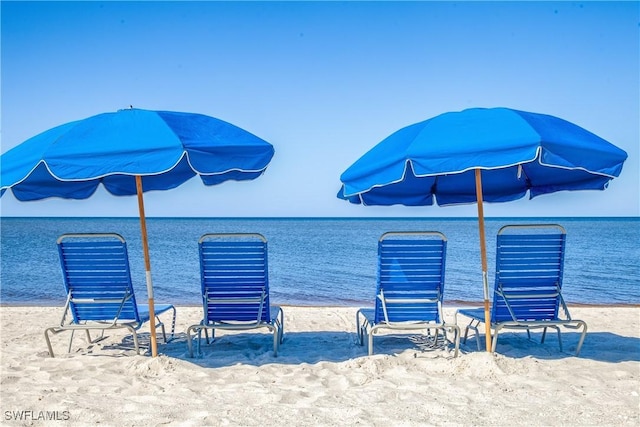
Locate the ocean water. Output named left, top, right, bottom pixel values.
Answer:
left=1, top=217, right=638, bottom=306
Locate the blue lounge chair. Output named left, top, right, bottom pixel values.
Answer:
left=456, top=224, right=587, bottom=355
left=356, top=231, right=460, bottom=356
left=187, top=233, right=284, bottom=357
left=45, top=233, right=176, bottom=357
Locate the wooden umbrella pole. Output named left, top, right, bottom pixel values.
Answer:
left=136, top=175, right=158, bottom=357
left=475, top=169, right=492, bottom=352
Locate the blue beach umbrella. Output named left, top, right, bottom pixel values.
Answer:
left=337, top=107, right=627, bottom=351
left=1, top=107, right=275, bottom=356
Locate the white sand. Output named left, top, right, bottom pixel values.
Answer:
left=1, top=305, right=638, bottom=426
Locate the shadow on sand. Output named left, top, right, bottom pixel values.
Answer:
left=458, top=330, right=640, bottom=362
left=90, top=328, right=638, bottom=366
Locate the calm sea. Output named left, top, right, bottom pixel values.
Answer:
left=1, top=217, right=638, bottom=306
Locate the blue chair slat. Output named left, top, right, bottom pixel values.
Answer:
left=491, top=229, right=565, bottom=325
left=187, top=233, right=283, bottom=357
left=45, top=233, right=176, bottom=357
left=456, top=224, right=587, bottom=356
left=357, top=231, right=459, bottom=356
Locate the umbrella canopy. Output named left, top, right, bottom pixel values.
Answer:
left=338, top=107, right=627, bottom=351
left=338, top=107, right=626, bottom=206
left=1, top=108, right=274, bottom=200
left=1, top=107, right=275, bottom=356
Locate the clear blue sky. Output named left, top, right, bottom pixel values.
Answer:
left=1, top=1, right=638, bottom=217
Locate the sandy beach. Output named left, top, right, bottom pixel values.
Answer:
left=1, top=305, right=638, bottom=426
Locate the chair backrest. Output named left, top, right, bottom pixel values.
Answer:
left=491, top=224, right=566, bottom=323
left=199, top=233, right=272, bottom=324
left=374, top=231, right=447, bottom=324
left=57, top=233, right=141, bottom=323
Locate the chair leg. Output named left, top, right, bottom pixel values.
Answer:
left=168, top=307, right=177, bottom=339
left=422, top=328, right=439, bottom=349
left=462, top=324, right=469, bottom=343
left=44, top=328, right=57, bottom=357
left=357, top=312, right=373, bottom=349
left=126, top=326, right=140, bottom=355
left=160, top=323, right=168, bottom=343
left=186, top=325, right=199, bottom=358
left=154, top=308, right=176, bottom=345
left=555, top=327, right=563, bottom=352
left=204, top=327, right=214, bottom=344
left=453, top=325, right=460, bottom=357
left=575, top=321, right=588, bottom=356
left=198, top=328, right=205, bottom=354
left=463, top=320, right=481, bottom=351
left=540, top=325, right=562, bottom=351
left=356, top=312, right=363, bottom=345
left=432, top=329, right=440, bottom=347
left=279, top=309, right=285, bottom=344
left=272, top=326, right=279, bottom=357
left=450, top=324, right=461, bottom=357
left=274, top=312, right=284, bottom=345
left=86, top=329, right=107, bottom=345
left=272, top=308, right=284, bottom=345
left=363, top=323, right=371, bottom=348
left=491, top=324, right=504, bottom=353
left=68, top=330, right=77, bottom=353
